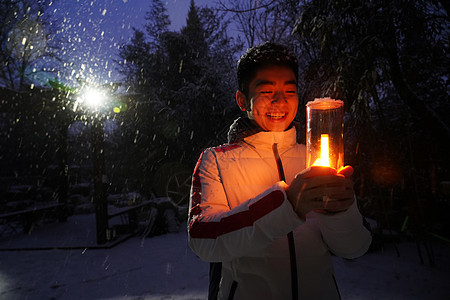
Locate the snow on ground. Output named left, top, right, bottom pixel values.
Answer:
left=0, top=214, right=449, bottom=299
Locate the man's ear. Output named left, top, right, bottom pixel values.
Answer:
left=236, top=90, right=247, bottom=111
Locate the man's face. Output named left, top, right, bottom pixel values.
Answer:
left=238, top=65, right=299, bottom=132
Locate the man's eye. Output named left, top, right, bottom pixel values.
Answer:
left=260, top=91, right=273, bottom=94
left=286, top=90, right=297, bottom=94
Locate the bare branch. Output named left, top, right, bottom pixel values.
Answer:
left=217, top=0, right=276, bottom=13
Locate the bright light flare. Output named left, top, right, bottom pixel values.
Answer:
left=313, top=134, right=331, bottom=167
left=77, top=87, right=106, bottom=110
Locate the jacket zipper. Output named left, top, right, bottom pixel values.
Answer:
left=272, top=143, right=299, bottom=300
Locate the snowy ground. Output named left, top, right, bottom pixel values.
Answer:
left=0, top=214, right=449, bottom=300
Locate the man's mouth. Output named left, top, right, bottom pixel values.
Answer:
left=266, top=112, right=286, bottom=120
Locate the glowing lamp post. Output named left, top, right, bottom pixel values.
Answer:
left=306, top=98, right=344, bottom=170
left=77, top=87, right=109, bottom=244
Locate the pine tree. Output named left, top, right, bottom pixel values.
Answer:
left=181, top=0, right=208, bottom=61
left=116, top=0, right=240, bottom=200
left=145, top=0, right=171, bottom=45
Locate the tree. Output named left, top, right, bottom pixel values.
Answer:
left=145, top=0, right=171, bottom=45
left=116, top=0, right=240, bottom=200
left=293, top=0, right=450, bottom=245
left=117, top=29, right=152, bottom=95
left=182, top=0, right=209, bottom=60
left=292, top=0, right=450, bottom=175
left=173, top=0, right=241, bottom=149
left=217, top=0, right=302, bottom=48
left=293, top=0, right=449, bottom=140
left=0, top=0, right=60, bottom=90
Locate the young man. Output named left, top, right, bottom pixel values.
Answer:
left=188, top=42, right=371, bottom=300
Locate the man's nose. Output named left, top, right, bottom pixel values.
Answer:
left=271, top=91, right=286, bottom=103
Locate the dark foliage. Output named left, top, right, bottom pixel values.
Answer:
left=115, top=0, right=242, bottom=200
left=293, top=0, right=450, bottom=243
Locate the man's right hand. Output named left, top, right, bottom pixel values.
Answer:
left=285, top=166, right=355, bottom=219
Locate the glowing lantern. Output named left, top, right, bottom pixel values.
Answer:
left=306, top=98, right=344, bottom=170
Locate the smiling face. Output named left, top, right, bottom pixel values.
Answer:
left=237, top=65, right=299, bottom=132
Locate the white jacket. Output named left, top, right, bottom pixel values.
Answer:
left=188, top=126, right=371, bottom=299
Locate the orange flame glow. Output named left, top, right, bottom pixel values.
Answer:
left=313, top=134, right=331, bottom=167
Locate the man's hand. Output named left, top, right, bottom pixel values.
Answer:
left=286, top=166, right=355, bottom=219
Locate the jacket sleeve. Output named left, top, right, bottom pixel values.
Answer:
left=312, top=199, right=372, bottom=259
left=188, top=148, right=303, bottom=262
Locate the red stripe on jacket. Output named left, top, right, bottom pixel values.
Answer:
left=189, top=189, right=285, bottom=239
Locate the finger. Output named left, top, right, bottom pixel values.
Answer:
left=300, top=189, right=327, bottom=203
left=327, top=180, right=354, bottom=199
left=321, top=177, right=353, bottom=190
left=310, top=199, right=352, bottom=214
left=337, top=165, right=354, bottom=178
left=305, top=174, right=346, bottom=185
left=343, top=177, right=354, bottom=188
left=300, top=186, right=350, bottom=206
left=322, top=197, right=354, bottom=211
left=298, top=166, right=337, bottom=179
left=302, top=175, right=347, bottom=192
left=326, top=187, right=354, bottom=200
left=327, top=190, right=354, bottom=200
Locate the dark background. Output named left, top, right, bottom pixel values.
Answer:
left=1, top=0, right=449, bottom=252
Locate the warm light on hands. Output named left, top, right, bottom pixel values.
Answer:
left=286, top=165, right=355, bottom=219
left=337, top=165, right=353, bottom=178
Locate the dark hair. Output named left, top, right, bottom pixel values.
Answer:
left=237, top=42, right=299, bottom=98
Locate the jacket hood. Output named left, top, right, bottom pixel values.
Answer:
left=227, top=117, right=263, bottom=143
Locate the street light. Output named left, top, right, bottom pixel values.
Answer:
left=77, top=86, right=109, bottom=244
left=76, top=87, right=107, bottom=111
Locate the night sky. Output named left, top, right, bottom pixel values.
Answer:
left=50, top=0, right=218, bottom=85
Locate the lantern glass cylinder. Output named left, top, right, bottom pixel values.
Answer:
left=306, top=98, right=344, bottom=170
